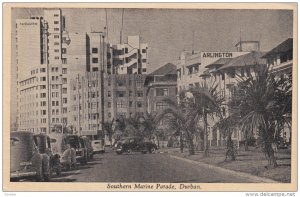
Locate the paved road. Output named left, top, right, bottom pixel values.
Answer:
left=49, top=150, right=258, bottom=183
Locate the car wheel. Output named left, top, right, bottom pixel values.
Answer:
left=127, top=149, right=132, bottom=154
left=149, top=147, right=156, bottom=154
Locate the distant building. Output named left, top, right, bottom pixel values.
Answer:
left=144, top=63, right=177, bottom=114
left=111, top=36, right=148, bottom=74
left=262, top=38, right=293, bottom=74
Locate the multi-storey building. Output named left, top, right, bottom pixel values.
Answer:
left=16, top=9, right=149, bottom=135
left=175, top=41, right=264, bottom=146
left=68, top=35, right=149, bottom=135
left=111, top=36, right=148, bottom=75
left=144, top=63, right=177, bottom=114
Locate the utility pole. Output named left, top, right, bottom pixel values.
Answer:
left=120, top=8, right=124, bottom=44
left=77, top=74, right=81, bottom=136
left=43, top=21, right=51, bottom=134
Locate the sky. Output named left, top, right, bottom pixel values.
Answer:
left=10, top=8, right=293, bottom=123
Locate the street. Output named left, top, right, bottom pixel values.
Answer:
left=48, top=149, right=257, bottom=183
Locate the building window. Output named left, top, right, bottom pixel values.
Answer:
left=142, top=49, right=146, bottom=53
left=117, top=91, right=125, bottom=97
left=62, top=58, right=67, bottom=64
left=136, top=79, right=144, bottom=87
left=55, top=56, right=60, bottom=60
left=54, top=14, right=59, bottom=17
left=108, top=112, right=111, bottom=118
left=137, top=101, right=143, bottom=108
left=41, top=77, right=46, bottom=81
left=54, top=28, right=59, bottom=31
left=92, top=48, right=98, bottom=53
left=156, top=88, right=168, bottom=96
left=62, top=48, right=66, bottom=54
left=129, top=101, right=133, bottom=107
left=142, top=59, right=147, bottom=63
left=54, top=35, right=59, bottom=38
left=40, top=85, right=46, bottom=89
left=129, top=91, right=133, bottom=97
left=92, top=67, right=98, bottom=72
left=137, top=91, right=143, bottom=97
left=62, top=78, right=67, bottom=84
left=92, top=58, right=98, bottom=63
left=54, top=21, right=59, bottom=24
left=40, top=68, right=46, bottom=72
left=108, top=102, right=111, bottom=108
left=41, top=110, right=46, bottom=115
left=62, top=68, right=67, bottom=74
left=54, top=42, right=59, bottom=45
left=63, top=98, right=67, bottom=104
left=142, top=68, right=146, bottom=72
left=54, top=49, right=59, bottom=53
left=117, top=101, right=125, bottom=108
left=156, top=102, right=169, bottom=111
left=107, top=91, right=111, bottom=97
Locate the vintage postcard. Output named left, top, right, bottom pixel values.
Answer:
left=2, top=3, right=297, bottom=192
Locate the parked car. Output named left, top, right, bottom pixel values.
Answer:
left=115, top=137, right=157, bottom=155
left=33, top=133, right=57, bottom=177
left=49, top=133, right=82, bottom=170
left=10, top=131, right=51, bottom=181
left=80, top=136, right=94, bottom=160
left=91, top=139, right=105, bottom=154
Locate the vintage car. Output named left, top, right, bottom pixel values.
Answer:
left=115, top=137, right=157, bottom=155
left=80, top=136, right=94, bottom=160
left=91, top=139, right=105, bottom=154
left=49, top=133, right=85, bottom=170
left=10, top=131, right=51, bottom=181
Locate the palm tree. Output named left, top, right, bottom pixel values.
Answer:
left=125, top=115, right=142, bottom=136
left=189, top=82, right=224, bottom=157
left=161, top=91, right=198, bottom=155
left=234, top=66, right=292, bottom=168
left=102, top=118, right=114, bottom=147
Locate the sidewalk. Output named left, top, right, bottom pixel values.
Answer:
left=159, top=146, right=291, bottom=183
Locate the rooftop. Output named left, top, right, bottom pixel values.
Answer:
left=217, top=51, right=267, bottom=71
left=205, top=58, right=233, bottom=68
left=149, top=63, right=177, bottom=76
left=262, top=38, right=293, bottom=58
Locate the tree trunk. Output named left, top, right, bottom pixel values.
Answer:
left=203, top=112, right=209, bottom=157
left=226, top=133, right=236, bottom=161
left=186, top=131, right=195, bottom=155
left=179, top=131, right=184, bottom=153
left=244, top=139, right=249, bottom=151
left=265, top=137, right=278, bottom=168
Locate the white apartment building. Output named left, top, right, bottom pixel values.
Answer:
left=111, top=36, right=148, bottom=75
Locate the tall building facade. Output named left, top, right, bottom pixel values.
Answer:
left=68, top=35, right=149, bottom=135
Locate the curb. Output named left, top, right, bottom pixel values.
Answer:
left=169, top=154, right=279, bottom=183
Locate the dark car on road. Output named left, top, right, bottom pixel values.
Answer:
left=115, top=137, right=157, bottom=154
